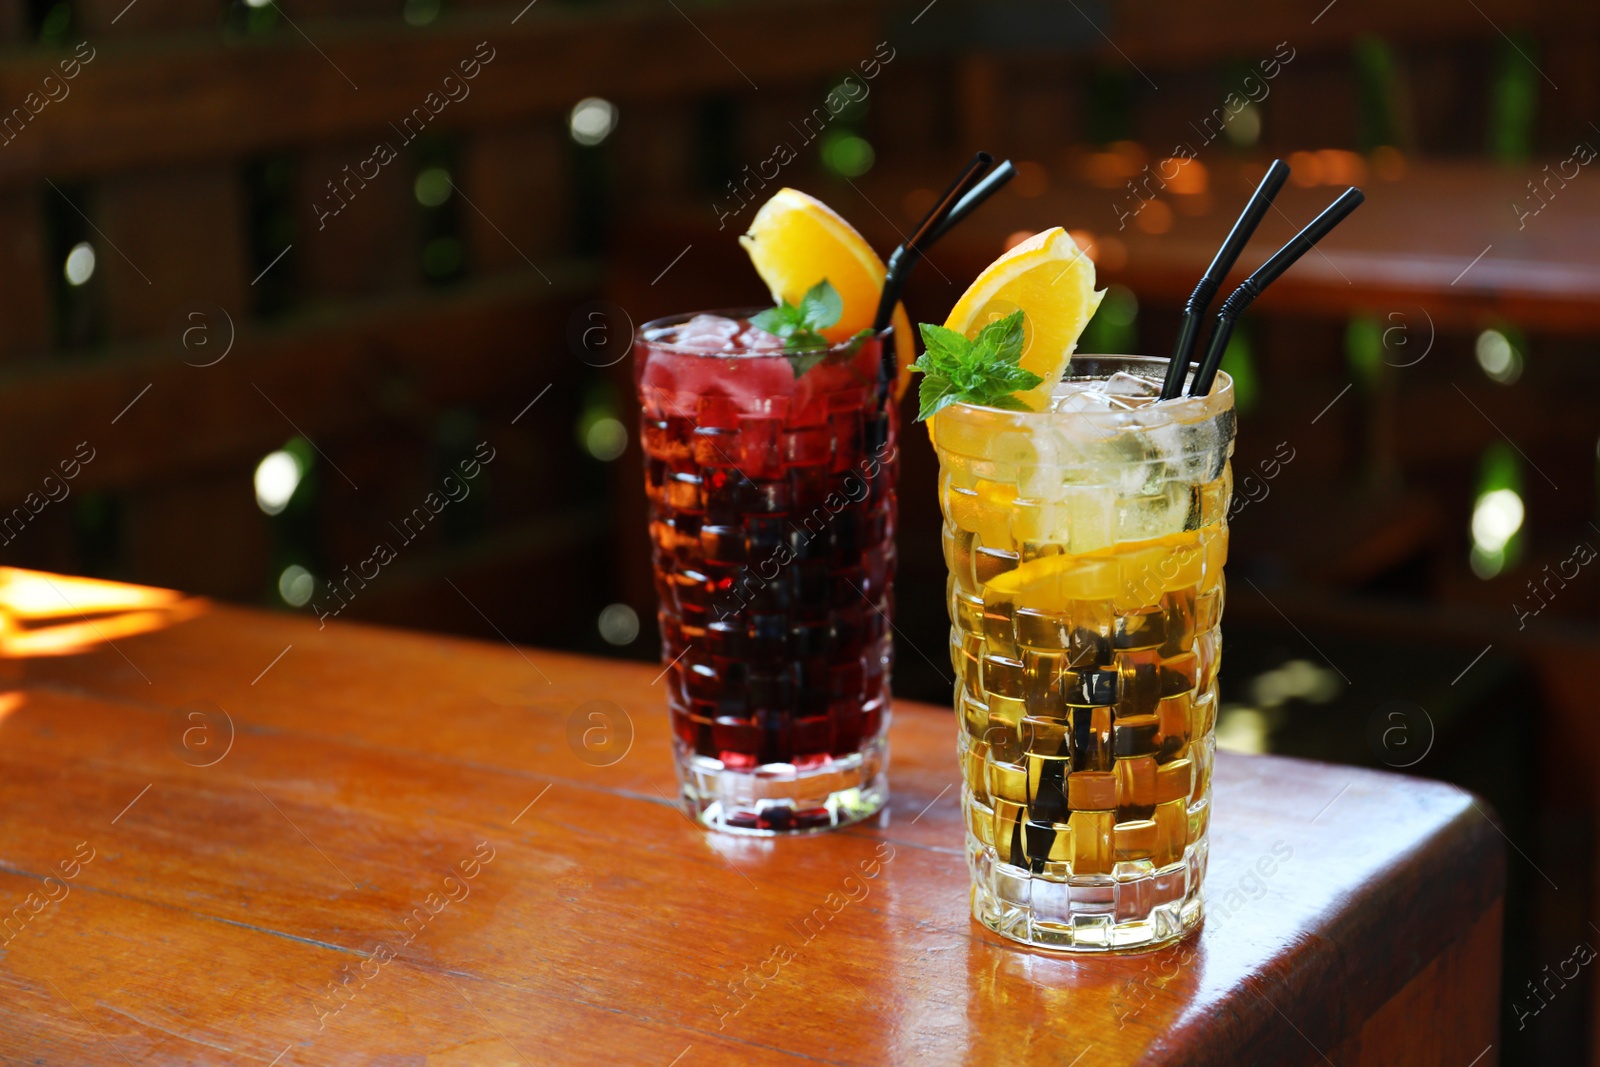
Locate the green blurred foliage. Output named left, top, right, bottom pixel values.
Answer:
left=1353, top=36, right=1402, bottom=152
left=1219, top=326, right=1258, bottom=414
left=1346, top=314, right=1384, bottom=391
left=1488, top=34, right=1539, bottom=164
left=1079, top=284, right=1137, bottom=355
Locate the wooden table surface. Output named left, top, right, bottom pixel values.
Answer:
left=0, top=570, right=1504, bottom=1066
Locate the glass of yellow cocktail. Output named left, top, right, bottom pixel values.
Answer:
left=933, top=355, right=1232, bottom=950
left=916, top=228, right=1233, bottom=951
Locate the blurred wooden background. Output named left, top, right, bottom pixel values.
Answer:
left=1, top=0, right=1598, bottom=1061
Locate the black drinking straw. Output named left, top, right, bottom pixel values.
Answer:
left=1187, top=186, right=1366, bottom=398
left=872, top=152, right=995, bottom=395
left=1158, top=159, right=1291, bottom=401
left=925, top=160, right=1017, bottom=247
left=872, top=152, right=993, bottom=338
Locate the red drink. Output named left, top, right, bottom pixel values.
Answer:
left=635, top=311, right=896, bottom=833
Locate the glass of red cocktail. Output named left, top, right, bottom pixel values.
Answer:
left=635, top=308, right=896, bottom=834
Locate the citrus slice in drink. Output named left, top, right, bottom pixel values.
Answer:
left=943, top=227, right=1105, bottom=411
left=741, top=187, right=916, bottom=397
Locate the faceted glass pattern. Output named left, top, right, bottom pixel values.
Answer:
left=932, top=356, right=1234, bottom=950
left=635, top=313, right=897, bottom=835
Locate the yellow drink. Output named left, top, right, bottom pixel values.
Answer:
left=933, top=355, right=1233, bottom=951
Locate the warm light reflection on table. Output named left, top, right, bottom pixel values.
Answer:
left=0, top=568, right=205, bottom=659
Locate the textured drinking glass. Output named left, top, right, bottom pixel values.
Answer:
left=635, top=311, right=897, bottom=834
left=932, top=355, right=1234, bottom=951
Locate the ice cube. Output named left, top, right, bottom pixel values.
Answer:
left=673, top=314, right=743, bottom=352
left=1060, top=485, right=1115, bottom=553
left=1099, top=429, right=1164, bottom=496
left=1050, top=388, right=1115, bottom=414
left=1111, top=395, right=1163, bottom=412
left=1116, top=483, right=1188, bottom=542
left=1051, top=379, right=1106, bottom=402
left=739, top=325, right=785, bottom=351
left=1103, top=371, right=1162, bottom=397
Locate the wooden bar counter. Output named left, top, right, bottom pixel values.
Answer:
left=0, top=570, right=1503, bottom=1065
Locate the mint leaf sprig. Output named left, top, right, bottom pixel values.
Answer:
left=911, top=310, right=1043, bottom=421
left=750, top=278, right=873, bottom=378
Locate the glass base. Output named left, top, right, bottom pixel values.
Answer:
left=969, top=836, right=1206, bottom=953
left=673, top=737, right=888, bottom=836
